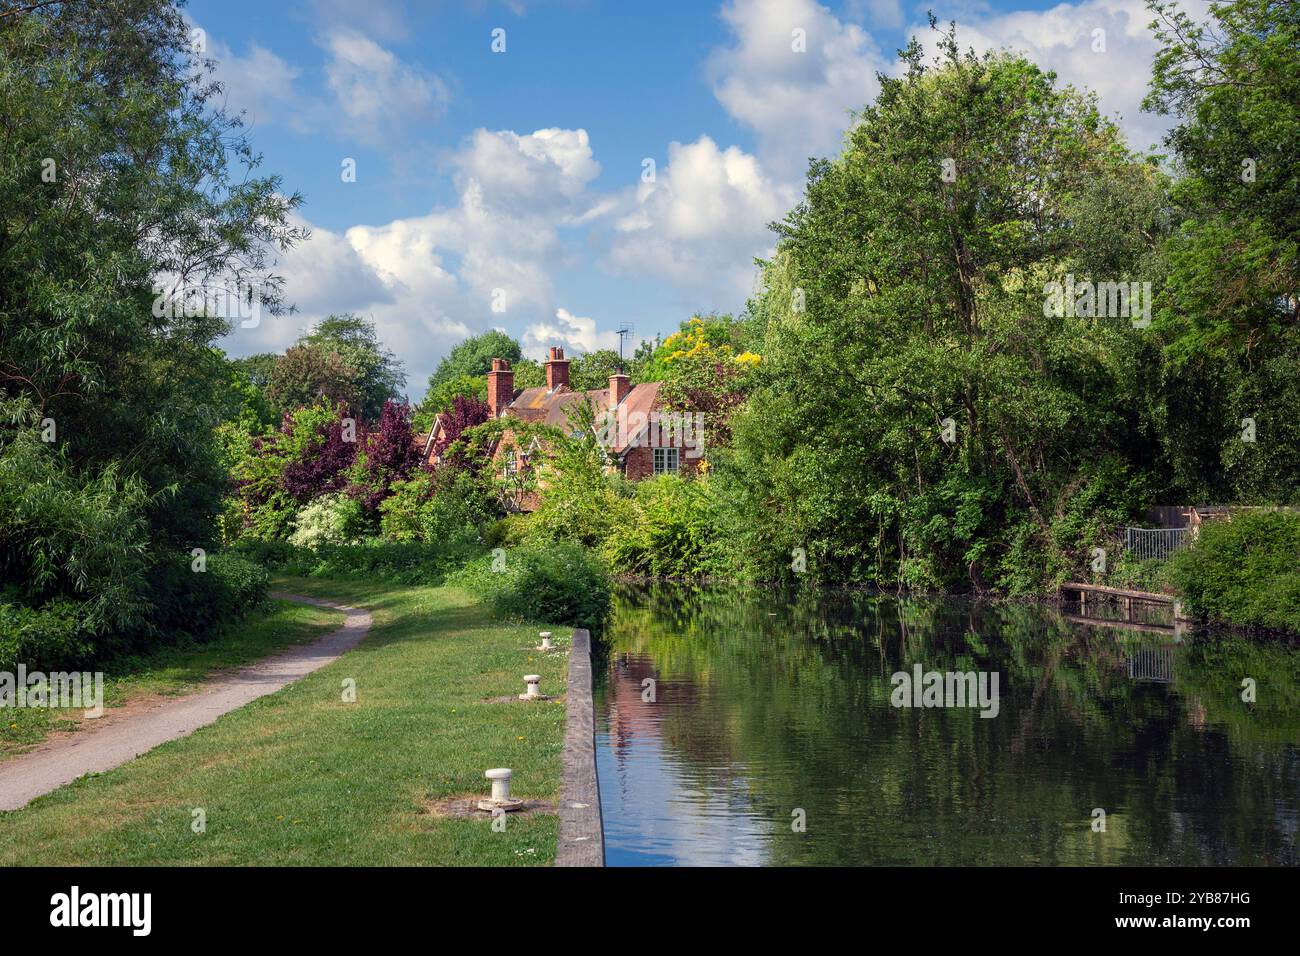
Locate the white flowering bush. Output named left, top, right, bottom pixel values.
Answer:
left=289, top=493, right=362, bottom=550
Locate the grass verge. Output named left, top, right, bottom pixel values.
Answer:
left=0, top=577, right=569, bottom=866
left=1, top=599, right=343, bottom=760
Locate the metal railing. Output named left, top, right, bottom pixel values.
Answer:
left=1124, top=526, right=1190, bottom=562
left=1125, top=644, right=1177, bottom=684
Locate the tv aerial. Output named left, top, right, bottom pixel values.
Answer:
left=616, top=322, right=636, bottom=363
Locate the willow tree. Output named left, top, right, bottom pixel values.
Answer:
left=0, top=0, right=303, bottom=637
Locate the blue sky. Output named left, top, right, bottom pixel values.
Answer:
left=194, top=0, right=1196, bottom=401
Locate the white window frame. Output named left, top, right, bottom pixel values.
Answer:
left=653, top=446, right=679, bottom=475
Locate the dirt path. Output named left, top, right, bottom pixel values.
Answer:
left=0, top=593, right=370, bottom=812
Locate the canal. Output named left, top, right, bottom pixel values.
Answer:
left=593, top=583, right=1300, bottom=866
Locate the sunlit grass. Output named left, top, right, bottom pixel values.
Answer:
left=0, top=578, right=568, bottom=865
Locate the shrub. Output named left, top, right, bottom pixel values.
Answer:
left=379, top=468, right=494, bottom=545
left=272, top=538, right=479, bottom=585
left=485, top=513, right=532, bottom=549
left=1166, top=510, right=1300, bottom=633
left=605, top=475, right=724, bottom=577
left=290, top=493, right=365, bottom=549
left=0, top=600, right=95, bottom=673
left=146, top=552, right=270, bottom=642
left=450, top=541, right=611, bottom=636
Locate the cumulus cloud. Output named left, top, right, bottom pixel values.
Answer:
left=522, top=308, right=623, bottom=360
left=449, top=127, right=602, bottom=216
left=322, top=30, right=450, bottom=141
left=604, top=135, right=792, bottom=304
left=910, top=0, right=1216, bottom=153
left=709, top=0, right=887, bottom=177
left=224, top=128, right=618, bottom=399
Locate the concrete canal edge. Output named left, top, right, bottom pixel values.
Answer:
left=556, top=627, right=604, bottom=867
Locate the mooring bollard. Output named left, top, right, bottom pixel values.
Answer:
left=479, top=768, right=523, bottom=812
left=539, top=631, right=553, bottom=651
left=520, top=674, right=544, bottom=700
left=486, top=768, right=511, bottom=801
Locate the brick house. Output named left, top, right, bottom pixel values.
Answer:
left=421, top=347, right=700, bottom=506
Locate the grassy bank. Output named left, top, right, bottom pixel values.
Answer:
left=1, top=599, right=343, bottom=760
left=0, top=578, right=569, bottom=865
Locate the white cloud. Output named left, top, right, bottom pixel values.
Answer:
left=224, top=128, right=611, bottom=399
left=449, top=127, right=602, bottom=217
left=605, top=135, right=792, bottom=304
left=709, top=0, right=887, bottom=178
left=322, top=30, right=450, bottom=141
left=522, top=308, right=623, bottom=360
left=910, top=0, right=1216, bottom=153
left=193, top=21, right=307, bottom=132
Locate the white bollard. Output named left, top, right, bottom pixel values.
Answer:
left=539, top=631, right=553, bottom=651
left=522, top=674, right=542, bottom=699
left=485, top=768, right=512, bottom=802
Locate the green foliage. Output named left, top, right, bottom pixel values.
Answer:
left=244, top=537, right=480, bottom=586
left=416, top=373, right=487, bottom=432
left=267, top=343, right=361, bottom=417
left=728, top=32, right=1170, bottom=592
left=0, top=600, right=95, bottom=674
left=0, top=1, right=300, bottom=661
left=146, top=552, right=270, bottom=643
left=524, top=421, right=637, bottom=551
left=606, top=476, right=725, bottom=578
left=1166, top=511, right=1300, bottom=632
left=451, top=541, right=612, bottom=636
left=569, top=349, right=627, bottom=390
left=425, top=330, right=522, bottom=396
left=289, top=493, right=365, bottom=549
left=298, top=314, right=406, bottom=421
left=1145, top=0, right=1300, bottom=359
left=0, top=400, right=156, bottom=635
left=379, top=468, right=495, bottom=546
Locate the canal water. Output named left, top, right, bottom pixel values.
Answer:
left=593, top=583, right=1300, bottom=866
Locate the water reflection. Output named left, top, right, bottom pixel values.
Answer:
left=593, top=583, right=1300, bottom=866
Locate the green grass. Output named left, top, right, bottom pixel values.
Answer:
left=0, top=577, right=570, bottom=866
left=1, top=599, right=343, bottom=759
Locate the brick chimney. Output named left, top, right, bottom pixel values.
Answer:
left=487, top=357, right=514, bottom=418
left=545, top=346, right=569, bottom=390
left=609, top=372, right=630, bottom=410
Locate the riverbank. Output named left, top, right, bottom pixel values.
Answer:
left=0, top=578, right=569, bottom=866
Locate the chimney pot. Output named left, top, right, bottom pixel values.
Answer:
left=545, top=345, right=570, bottom=390
left=487, top=357, right=514, bottom=417
left=609, top=372, right=631, bottom=410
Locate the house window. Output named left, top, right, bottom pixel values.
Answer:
left=653, top=447, right=679, bottom=475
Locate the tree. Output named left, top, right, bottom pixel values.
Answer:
left=350, top=399, right=421, bottom=512
left=301, top=314, right=405, bottom=420
left=0, top=0, right=302, bottom=580
left=431, top=394, right=491, bottom=468
left=569, top=349, right=627, bottom=390
left=267, top=344, right=361, bottom=416
left=728, top=26, right=1166, bottom=591
left=1141, top=0, right=1300, bottom=504
left=425, top=330, right=522, bottom=395
left=1144, top=0, right=1299, bottom=359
